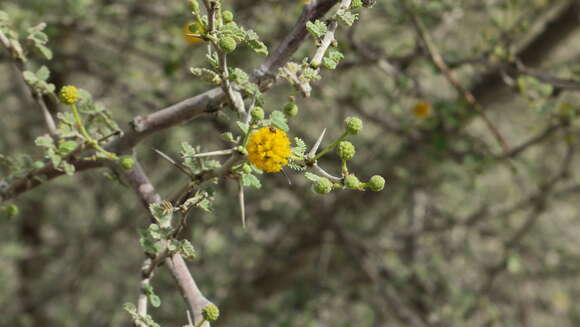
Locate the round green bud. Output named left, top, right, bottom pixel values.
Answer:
left=284, top=102, right=298, bottom=117
left=187, top=22, right=199, bottom=34
left=5, top=204, right=19, bottom=217
left=351, top=0, right=363, bottom=9
left=367, top=175, right=385, bottom=192
left=344, top=117, right=363, bottom=135
left=237, top=145, right=248, bottom=155
left=59, top=85, right=79, bottom=105
left=344, top=174, right=361, bottom=189
left=242, top=163, right=252, bottom=174
left=222, top=10, right=234, bottom=23
left=219, top=37, right=237, bottom=53
left=313, top=177, right=333, bottom=194
left=202, top=304, right=220, bottom=322
left=119, top=156, right=135, bottom=170
left=250, top=106, right=265, bottom=121
left=337, top=141, right=356, bottom=160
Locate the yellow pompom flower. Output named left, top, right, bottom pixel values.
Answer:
left=247, top=127, right=292, bottom=173
left=412, top=100, right=432, bottom=119
left=59, top=85, right=79, bottom=105
left=183, top=21, right=205, bottom=45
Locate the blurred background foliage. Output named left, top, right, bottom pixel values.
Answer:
left=2, top=0, right=580, bottom=326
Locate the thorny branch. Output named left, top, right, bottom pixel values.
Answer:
left=0, top=0, right=341, bottom=202
left=119, top=160, right=213, bottom=326
left=0, top=29, right=58, bottom=138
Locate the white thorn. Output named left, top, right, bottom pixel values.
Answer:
left=309, top=128, right=326, bottom=158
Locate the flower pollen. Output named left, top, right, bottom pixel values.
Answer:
left=247, top=126, right=291, bottom=173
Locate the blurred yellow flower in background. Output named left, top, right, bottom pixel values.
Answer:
left=182, top=21, right=205, bottom=45
left=412, top=101, right=432, bottom=119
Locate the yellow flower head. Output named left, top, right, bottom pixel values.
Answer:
left=412, top=101, right=432, bottom=119
left=59, top=85, right=78, bottom=105
left=183, top=21, right=205, bottom=45
left=247, top=127, right=292, bottom=173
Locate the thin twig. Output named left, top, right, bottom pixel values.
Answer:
left=401, top=0, right=510, bottom=153
left=311, top=0, right=353, bottom=67
left=0, top=30, right=58, bottom=138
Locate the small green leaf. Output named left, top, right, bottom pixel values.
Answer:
left=220, top=22, right=246, bottom=41
left=58, top=140, right=77, bottom=154
left=306, top=20, right=327, bottom=39
left=35, top=135, right=54, bottom=148
left=197, top=198, right=212, bottom=212
left=61, top=161, right=75, bottom=176
left=269, top=110, right=289, bottom=132
left=149, top=294, right=161, bottom=308
left=304, top=172, right=321, bottom=182
left=191, top=67, right=221, bottom=85
left=179, top=240, right=197, bottom=260
left=229, top=67, right=249, bottom=85
left=236, top=121, right=249, bottom=134
left=322, top=49, right=344, bottom=70
left=149, top=203, right=173, bottom=226
left=35, top=44, right=52, bottom=60
left=337, top=9, right=358, bottom=26
left=241, top=173, right=262, bottom=189
left=245, top=30, right=268, bottom=55
left=293, top=137, right=307, bottom=157
left=22, top=71, right=38, bottom=84
left=36, top=65, right=50, bottom=80
left=287, top=161, right=306, bottom=171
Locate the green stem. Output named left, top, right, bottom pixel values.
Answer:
left=194, top=318, right=207, bottom=327
left=341, top=159, right=348, bottom=176
left=241, top=126, right=255, bottom=148
left=71, top=104, right=118, bottom=160
left=313, top=131, right=348, bottom=161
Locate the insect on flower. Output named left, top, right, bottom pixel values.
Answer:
left=247, top=126, right=292, bottom=173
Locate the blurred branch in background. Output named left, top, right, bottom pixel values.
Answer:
left=2, top=0, right=580, bottom=326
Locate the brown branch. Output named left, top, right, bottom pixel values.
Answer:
left=471, top=0, right=580, bottom=106
left=0, top=158, right=105, bottom=202
left=402, top=0, right=510, bottom=153
left=119, top=160, right=212, bottom=326
left=499, top=123, right=561, bottom=159
left=463, top=143, right=575, bottom=320
left=0, top=0, right=341, bottom=202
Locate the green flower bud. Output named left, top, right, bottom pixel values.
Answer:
left=250, top=106, right=265, bottom=121
left=351, top=0, right=363, bottom=9
left=219, top=37, right=237, bottom=53
left=187, top=22, right=199, bottom=33
left=59, top=85, right=79, bottom=105
left=202, top=304, right=220, bottom=322
left=344, top=174, right=361, bottom=189
left=5, top=204, right=19, bottom=217
left=313, top=177, right=333, bottom=194
left=337, top=141, right=356, bottom=160
left=344, top=117, right=362, bottom=135
left=222, top=10, right=234, bottom=23
left=367, top=175, right=385, bottom=192
left=237, top=145, right=248, bottom=155
left=242, top=163, right=252, bottom=174
left=283, top=102, right=298, bottom=117
left=119, top=156, right=135, bottom=170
